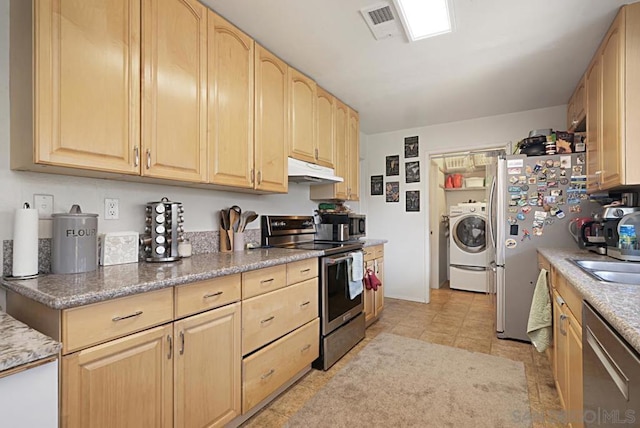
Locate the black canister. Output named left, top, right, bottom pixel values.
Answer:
left=52, top=204, right=98, bottom=274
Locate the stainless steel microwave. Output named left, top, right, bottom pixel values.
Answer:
left=348, top=214, right=366, bottom=239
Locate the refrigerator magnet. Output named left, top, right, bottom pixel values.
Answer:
left=570, top=205, right=582, bottom=213
left=508, top=207, right=518, bottom=213
left=545, top=159, right=554, bottom=167
left=509, top=176, right=519, bottom=184
left=508, top=186, right=521, bottom=193
left=507, top=216, right=517, bottom=225
left=525, top=165, right=533, bottom=175
left=505, top=239, right=517, bottom=249
left=517, top=213, right=526, bottom=221
left=560, top=178, right=569, bottom=185
left=522, top=206, right=532, bottom=214
left=521, top=184, right=529, bottom=191
left=508, top=168, right=522, bottom=175
left=521, top=229, right=531, bottom=241
left=556, top=210, right=566, bottom=219
left=553, top=160, right=561, bottom=168
left=507, top=159, right=524, bottom=168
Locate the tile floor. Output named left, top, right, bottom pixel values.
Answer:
left=242, top=287, right=566, bottom=428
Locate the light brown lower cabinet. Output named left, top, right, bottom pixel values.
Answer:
left=543, top=255, right=583, bottom=428
left=62, top=302, right=241, bottom=428
left=363, top=245, right=384, bottom=326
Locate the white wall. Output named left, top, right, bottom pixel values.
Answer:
left=363, top=105, right=568, bottom=303
left=0, top=1, right=359, bottom=268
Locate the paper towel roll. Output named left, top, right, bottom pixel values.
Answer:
left=12, top=204, right=39, bottom=277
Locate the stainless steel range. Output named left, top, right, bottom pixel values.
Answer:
left=262, top=215, right=365, bottom=370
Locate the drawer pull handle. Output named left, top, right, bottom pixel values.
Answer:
left=167, top=335, right=173, bottom=359
left=301, top=344, right=311, bottom=352
left=261, top=316, right=275, bottom=324
left=300, top=301, right=311, bottom=308
left=260, top=278, right=274, bottom=284
left=261, top=369, right=275, bottom=380
left=300, top=268, right=311, bottom=274
left=112, top=310, right=143, bottom=322
left=203, top=291, right=223, bottom=299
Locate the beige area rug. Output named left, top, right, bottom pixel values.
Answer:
left=285, top=333, right=532, bottom=427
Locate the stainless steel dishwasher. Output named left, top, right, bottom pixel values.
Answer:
left=583, top=302, right=640, bottom=426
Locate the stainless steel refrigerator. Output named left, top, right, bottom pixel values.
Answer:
left=487, top=153, right=599, bottom=341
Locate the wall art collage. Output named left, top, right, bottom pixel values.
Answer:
left=371, top=136, right=421, bottom=212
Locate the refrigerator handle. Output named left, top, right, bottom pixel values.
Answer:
left=488, top=175, right=497, bottom=251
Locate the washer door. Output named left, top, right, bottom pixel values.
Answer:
left=452, top=214, right=486, bottom=253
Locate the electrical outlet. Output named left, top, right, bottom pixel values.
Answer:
left=105, top=198, right=119, bottom=220
left=33, top=194, right=54, bottom=218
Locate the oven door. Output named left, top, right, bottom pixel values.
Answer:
left=321, top=251, right=364, bottom=336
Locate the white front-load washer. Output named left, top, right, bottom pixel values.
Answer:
left=449, top=203, right=488, bottom=292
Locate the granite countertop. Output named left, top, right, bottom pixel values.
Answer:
left=1, top=248, right=322, bottom=310
left=360, top=238, right=388, bottom=247
left=0, top=311, right=61, bottom=373
left=538, top=247, right=640, bottom=354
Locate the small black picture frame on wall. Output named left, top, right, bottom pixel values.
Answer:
left=405, top=161, right=420, bottom=183
left=404, top=136, right=419, bottom=158
left=406, top=190, right=420, bottom=212
left=371, top=175, right=383, bottom=195
left=386, top=182, right=399, bottom=202
left=386, top=155, right=400, bottom=176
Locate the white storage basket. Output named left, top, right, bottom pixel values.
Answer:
left=444, top=156, right=471, bottom=172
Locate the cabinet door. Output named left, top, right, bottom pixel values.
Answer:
left=600, top=16, right=624, bottom=190
left=552, top=291, right=568, bottom=408
left=347, top=108, right=360, bottom=201
left=62, top=324, right=173, bottom=428
left=142, top=0, right=208, bottom=182
left=374, top=258, right=384, bottom=317
left=586, top=56, right=602, bottom=193
left=567, top=314, right=583, bottom=428
left=289, top=68, right=317, bottom=163
left=363, top=261, right=375, bottom=324
left=174, top=303, right=241, bottom=428
left=208, top=12, right=254, bottom=188
left=254, top=44, right=288, bottom=193
left=316, top=87, right=335, bottom=168
left=334, top=100, right=349, bottom=199
left=34, top=0, right=140, bottom=174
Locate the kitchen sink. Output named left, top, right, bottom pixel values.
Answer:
left=569, top=259, right=640, bottom=285
left=573, top=259, right=640, bottom=274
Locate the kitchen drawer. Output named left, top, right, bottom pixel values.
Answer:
left=364, top=245, right=382, bottom=262
left=242, top=265, right=287, bottom=299
left=242, top=278, right=318, bottom=355
left=242, top=318, right=319, bottom=413
left=537, top=253, right=551, bottom=272
left=174, top=274, right=241, bottom=318
left=286, top=258, right=318, bottom=285
left=554, top=273, right=583, bottom=327
left=374, top=245, right=384, bottom=259
left=62, top=288, right=174, bottom=354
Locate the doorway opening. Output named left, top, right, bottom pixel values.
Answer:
left=428, top=145, right=506, bottom=304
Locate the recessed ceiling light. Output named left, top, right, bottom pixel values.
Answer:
left=393, top=0, right=453, bottom=41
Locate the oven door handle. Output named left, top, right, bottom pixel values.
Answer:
left=326, top=254, right=354, bottom=265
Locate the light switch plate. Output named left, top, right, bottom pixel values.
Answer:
left=33, top=194, right=54, bottom=218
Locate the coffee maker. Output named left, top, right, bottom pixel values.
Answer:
left=316, top=213, right=349, bottom=242
left=600, top=205, right=640, bottom=259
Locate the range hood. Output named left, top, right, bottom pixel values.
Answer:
left=287, top=157, right=344, bottom=184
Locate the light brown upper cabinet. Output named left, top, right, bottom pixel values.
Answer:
left=288, top=68, right=317, bottom=164
left=315, top=87, right=336, bottom=168
left=566, top=76, right=585, bottom=132
left=208, top=12, right=255, bottom=189
left=586, top=57, right=601, bottom=194
left=310, top=100, right=360, bottom=201
left=254, top=44, right=289, bottom=193
left=11, top=0, right=141, bottom=175
left=584, top=3, right=640, bottom=191
left=142, top=0, right=208, bottom=182
left=347, top=108, right=360, bottom=201
left=11, top=0, right=208, bottom=183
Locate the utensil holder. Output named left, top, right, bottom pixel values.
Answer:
left=220, top=227, right=233, bottom=252
left=233, top=232, right=245, bottom=252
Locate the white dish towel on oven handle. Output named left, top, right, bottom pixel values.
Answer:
left=348, top=252, right=364, bottom=299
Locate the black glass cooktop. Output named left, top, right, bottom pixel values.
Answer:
left=272, top=240, right=363, bottom=255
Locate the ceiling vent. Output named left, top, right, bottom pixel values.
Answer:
left=360, top=3, right=402, bottom=40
